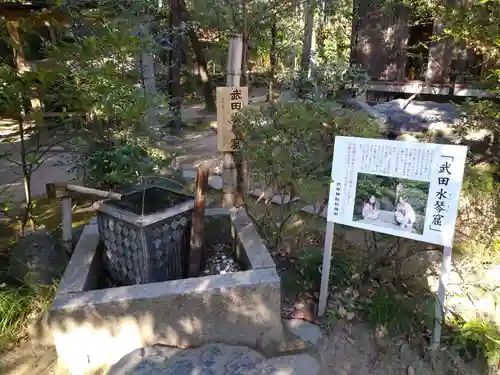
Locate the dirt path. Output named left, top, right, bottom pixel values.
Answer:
left=0, top=343, right=64, bottom=375
left=322, top=321, right=484, bottom=375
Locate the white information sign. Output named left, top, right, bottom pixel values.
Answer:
left=216, top=86, right=249, bottom=152
left=327, top=136, right=467, bottom=247
left=319, top=136, right=468, bottom=346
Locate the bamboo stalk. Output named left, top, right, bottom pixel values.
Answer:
left=46, top=183, right=123, bottom=200
left=188, top=167, right=209, bottom=277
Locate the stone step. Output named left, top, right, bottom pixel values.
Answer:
left=105, top=343, right=321, bottom=375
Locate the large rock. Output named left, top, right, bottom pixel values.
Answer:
left=106, top=343, right=321, bottom=375
left=401, top=250, right=500, bottom=324
left=7, top=227, right=67, bottom=285
left=374, top=99, right=462, bottom=134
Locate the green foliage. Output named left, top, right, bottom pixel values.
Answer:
left=0, top=282, right=55, bottom=350
left=456, top=163, right=500, bottom=261
left=363, top=284, right=434, bottom=333
left=291, top=246, right=356, bottom=293
left=233, top=100, right=379, bottom=250
left=234, top=100, right=379, bottom=204
left=78, top=137, right=173, bottom=190
left=297, top=247, right=323, bottom=290
left=453, top=317, right=500, bottom=369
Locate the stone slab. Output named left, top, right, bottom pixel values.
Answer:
left=254, top=353, right=321, bottom=375
left=357, top=209, right=414, bottom=233
left=250, top=188, right=291, bottom=205
left=182, top=169, right=223, bottom=190
left=300, top=205, right=327, bottom=218
left=105, top=343, right=321, bottom=375
left=230, top=208, right=276, bottom=270
left=283, top=319, right=323, bottom=346
left=106, top=343, right=265, bottom=375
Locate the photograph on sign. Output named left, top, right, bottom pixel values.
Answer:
left=327, top=136, right=467, bottom=247
left=216, top=86, right=248, bottom=152
left=353, top=174, right=430, bottom=235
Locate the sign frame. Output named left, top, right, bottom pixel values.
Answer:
left=318, top=136, right=468, bottom=347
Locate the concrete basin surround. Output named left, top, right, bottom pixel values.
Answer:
left=49, top=208, right=284, bottom=375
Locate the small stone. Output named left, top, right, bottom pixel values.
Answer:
left=375, top=324, right=391, bottom=347
left=337, top=306, right=347, bottom=317
left=346, top=312, right=355, bottom=321
left=407, top=366, right=416, bottom=375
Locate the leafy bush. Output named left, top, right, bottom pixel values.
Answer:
left=453, top=317, right=500, bottom=369
left=77, top=136, right=173, bottom=190
left=456, top=163, right=500, bottom=261
left=233, top=100, right=379, bottom=250
left=296, top=246, right=356, bottom=291
left=363, top=284, right=434, bottom=333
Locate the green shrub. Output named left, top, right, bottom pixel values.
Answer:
left=77, top=136, right=173, bottom=190
left=0, top=282, right=54, bottom=349
left=456, top=163, right=500, bottom=261
left=453, top=317, right=500, bottom=369
left=363, top=284, right=434, bottom=333
left=233, top=100, right=380, bottom=250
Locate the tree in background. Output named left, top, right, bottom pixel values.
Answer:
left=0, top=0, right=176, bottom=231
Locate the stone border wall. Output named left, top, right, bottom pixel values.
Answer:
left=49, top=208, right=283, bottom=375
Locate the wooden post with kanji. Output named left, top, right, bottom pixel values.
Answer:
left=218, top=33, right=248, bottom=208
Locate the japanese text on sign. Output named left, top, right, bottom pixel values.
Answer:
left=216, top=86, right=248, bottom=152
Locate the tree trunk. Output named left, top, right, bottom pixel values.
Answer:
left=139, top=14, right=158, bottom=127
left=300, top=0, right=316, bottom=75
left=168, top=0, right=183, bottom=129
left=425, top=19, right=453, bottom=84
left=18, top=116, right=35, bottom=233
left=5, top=19, right=29, bottom=73
left=177, top=0, right=216, bottom=112
left=268, top=15, right=277, bottom=101
left=241, top=0, right=248, bottom=86
left=317, top=0, right=327, bottom=65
